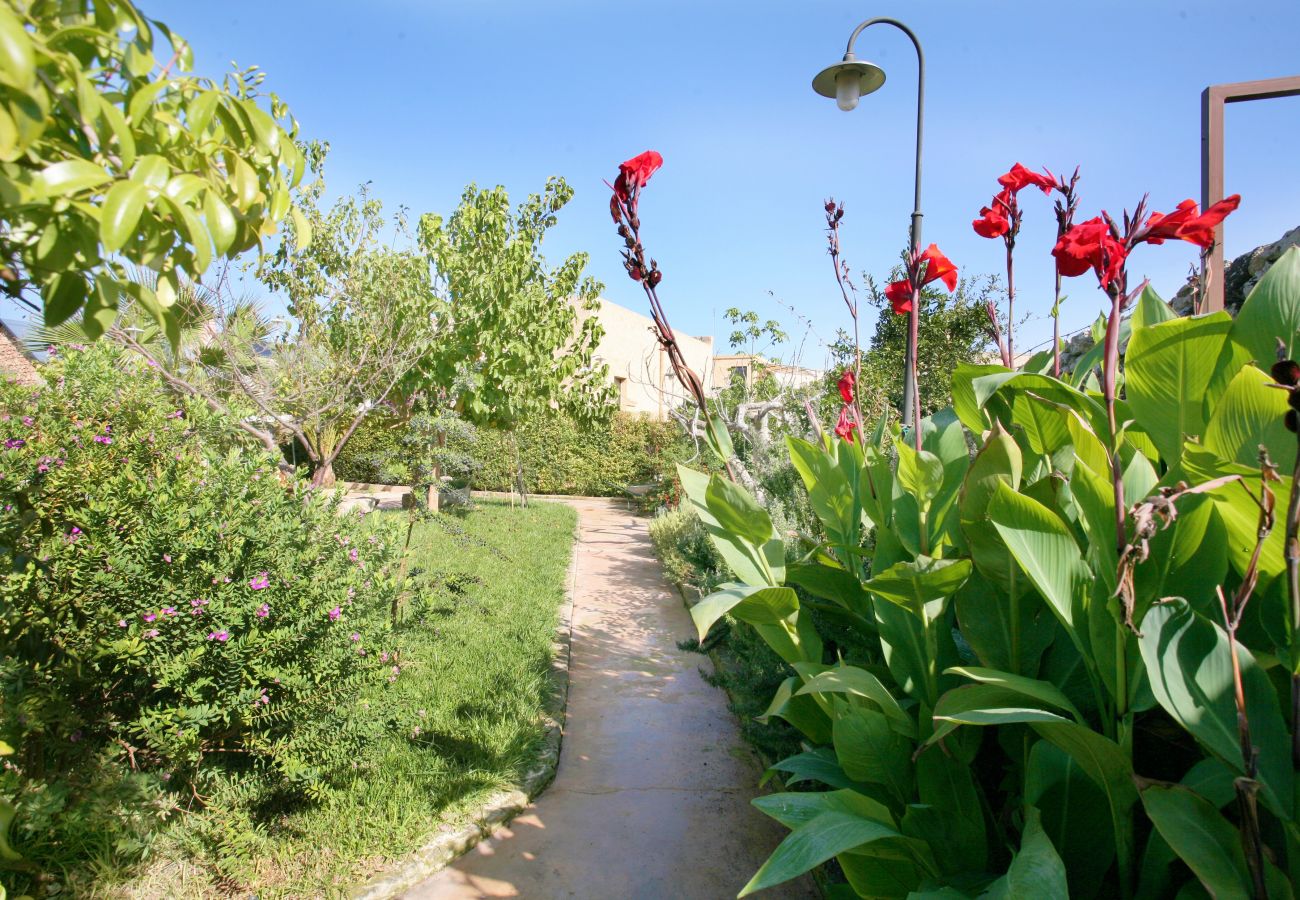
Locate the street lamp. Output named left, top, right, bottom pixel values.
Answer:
left=813, top=17, right=925, bottom=428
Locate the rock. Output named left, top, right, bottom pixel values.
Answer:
left=1059, top=225, right=1300, bottom=376
left=1172, top=224, right=1300, bottom=316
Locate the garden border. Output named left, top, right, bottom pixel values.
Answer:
left=350, top=510, right=581, bottom=899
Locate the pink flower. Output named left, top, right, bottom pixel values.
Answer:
left=350, top=632, right=361, bottom=642
left=329, top=607, right=341, bottom=622
left=256, top=603, right=270, bottom=618
left=249, top=572, right=270, bottom=590
left=144, top=629, right=159, bottom=638
left=143, top=612, right=157, bottom=623
left=163, top=554, right=172, bottom=563
left=117, top=619, right=127, bottom=628
left=348, top=548, right=359, bottom=563
left=161, top=606, right=176, bottom=617
left=206, top=630, right=229, bottom=642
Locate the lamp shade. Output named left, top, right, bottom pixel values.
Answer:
left=811, top=58, right=886, bottom=104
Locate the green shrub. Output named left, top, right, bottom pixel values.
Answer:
left=0, top=344, right=403, bottom=866
left=648, top=506, right=725, bottom=591
left=338, top=410, right=693, bottom=497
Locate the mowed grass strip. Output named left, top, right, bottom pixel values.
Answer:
left=227, top=499, right=577, bottom=897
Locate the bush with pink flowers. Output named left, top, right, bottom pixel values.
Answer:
left=0, top=343, right=403, bottom=817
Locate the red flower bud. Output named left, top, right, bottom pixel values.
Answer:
left=1271, top=360, right=1300, bottom=387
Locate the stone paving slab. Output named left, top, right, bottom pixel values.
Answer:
left=404, top=497, right=815, bottom=900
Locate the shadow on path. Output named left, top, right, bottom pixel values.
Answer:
left=403, top=498, right=815, bottom=900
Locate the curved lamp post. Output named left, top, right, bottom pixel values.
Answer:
left=813, top=17, right=925, bottom=428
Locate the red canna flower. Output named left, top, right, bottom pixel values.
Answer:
left=1140, top=195, right=1240, bottom=249
left=972, top=197, right=1011, bottom=238
left=1052, top=217, right=1127, bottom=290
left=997, top=163, right=1055, bottom=196
left=884, top=244, right=959, bottom=315
left=834, top=405, right=857, bottom=442
left=613, top=150, right=664, bottom=202
left=837, top=369, right=856, bottom=404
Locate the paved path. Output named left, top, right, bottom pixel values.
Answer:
left=405, top=498, right=816, bottom=900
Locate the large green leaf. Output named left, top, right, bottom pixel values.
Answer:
left=913, top=746, right=987, bottom=874
left=1232, top=246, right=1300, bottom=363
left=753, top=788, right=896, bottom=831
left=834, top=709, right=914, bottom=805
left=953, top=570, right=1054, bottom=677
left=1202, top=364, right=1295, bottom=472
left=788, top=435, right=857, bottom=543
left=705, top=473, right=776, bottom=547
left=797, top=665, right=913, bottom=736
left=865, top=557, right=972, bottom=621
left=951, top=363, right=1010, bottom=433
left=1140, top=783, right=1249, bottom=898
left=766, top=748, right=871, bottom=793
left=987, top=482, right=1087, bottom=632
left=99, top=179, right=148, bottom=252
left=981, top=807, right=1069, bottom=900
left=1131, top=283, right=1177, bottom=329
left=1124, top=311, right=1235, bottom=466
left=34, top=158, right=111, bottom=197
left=739, top=811, right=919, bottom=897
left=678, top=465, right=784, bottom=586
left=1138, top=600, right=1293, bottom=818
left=1026, top=740, right=1115, bottom=899
left=758, top=675, right=832, bottom=744
left=946, top=666, right=1083, bottom=722
left=689, top=583, right=799, bottom=642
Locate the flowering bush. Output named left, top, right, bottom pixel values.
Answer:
left=0, top=344, right=402, bottom=808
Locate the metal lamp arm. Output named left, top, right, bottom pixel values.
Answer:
left=846, top=17, right=925, bottom=250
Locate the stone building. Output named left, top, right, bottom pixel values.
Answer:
left=573, top=298, right=715, bottom=421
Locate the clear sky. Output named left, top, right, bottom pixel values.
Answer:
left=55, top=1, right=1300, bottom=366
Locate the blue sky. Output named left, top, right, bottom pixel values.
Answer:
left=42, top=1, right=1300, bottom=365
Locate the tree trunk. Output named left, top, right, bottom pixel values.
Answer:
left=425, top=428, right=446, bottom=512
left=312, top=460, right=336, bottom=488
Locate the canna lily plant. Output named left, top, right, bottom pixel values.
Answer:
left=618, top=154, right=1300, bottom=898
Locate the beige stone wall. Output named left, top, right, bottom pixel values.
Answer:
left=711, top=353, right=823, bottom=394
left=573, top=299, right=714, bottom=420
left=0, top=321, right=40, bottom=387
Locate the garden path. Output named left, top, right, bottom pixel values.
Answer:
left=404, top=497, right=815, bottom=900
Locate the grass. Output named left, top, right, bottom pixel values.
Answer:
left=80, top=498, right=577, bottom=899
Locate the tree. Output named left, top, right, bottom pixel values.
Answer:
left=0, top=0, right=308, bottom=339
left=248, top=179, right=435, bottom=487
left=822, top=274, right=995, bottom=424
left=416, top=178, right=615, bottom=499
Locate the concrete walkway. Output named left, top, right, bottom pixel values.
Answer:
left=405, top=498, right=816, bottom=900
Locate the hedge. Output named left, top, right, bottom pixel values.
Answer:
left=334, top=411, right=688, bottom=497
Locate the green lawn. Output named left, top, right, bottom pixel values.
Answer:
left=105, top=498, right=577, bottom=898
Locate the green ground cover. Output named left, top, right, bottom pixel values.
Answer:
left=79, top=499, right=577, bottom=899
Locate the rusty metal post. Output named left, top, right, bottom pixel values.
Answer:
left=1200, top=76, right=1300, bottom=312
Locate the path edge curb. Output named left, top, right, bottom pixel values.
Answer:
left=350, top=511, right=582, bottom=899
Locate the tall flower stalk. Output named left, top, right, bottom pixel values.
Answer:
left=825, top=199, right=862, bottom=393
left=884, top=244, right=958, bottom=450
left=1054, top=193, right=1241, bottom=576
left=1047, top=168, right=1081, bottom=376
left=608, top=151, right=735, bottom=480
left=971, top=163, right=1057, bottom=368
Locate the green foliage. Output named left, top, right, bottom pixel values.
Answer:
left=417, top=178, right=614, bottom=430
left=0, top=343, right=402, bottom=890
left=679, top=248, right=1300, bottom=898
left=0, top=0, right=307, bottom=338
left=823, top=275, right=996, bottom=424
left=460, top=412, right=686, bottom=498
